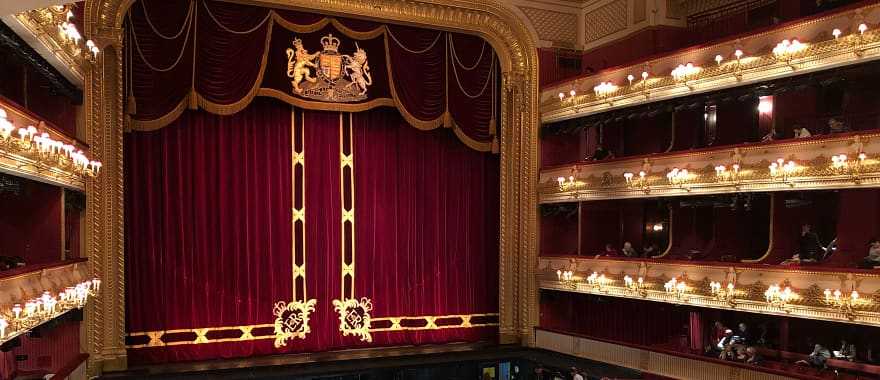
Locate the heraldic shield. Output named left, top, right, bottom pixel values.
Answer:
left=285, top=33, right=373, bottom=102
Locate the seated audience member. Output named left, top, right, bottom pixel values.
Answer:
left=587, top=144, right=614, bottom=161
left=622, top=241, right=638, bottom=257
left=833, top=339, right=857, bottom=361
left=860, top=238, right=880, bottom=269
left=599, top=243, right=619, bottom=257
left=828, top=118, right=850, bottom=134
left=796, top=344, right=832, bottom=368
left=717, top=329, right=734, bottom=354
left=570, top=367, right=585, bottom=380
left=745, top=346, right=761, bottom=365
left=793, top=126, right=812, bottom=139
left=734, top=323, right=751, bottom=346
left=643, top=243, right=660, bottom=257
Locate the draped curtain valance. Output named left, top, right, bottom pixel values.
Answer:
left=126, top=0, right=500, bottom=151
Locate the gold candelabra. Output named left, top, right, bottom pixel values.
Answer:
left=823, top=288, right=863, bottom=319
left=0, top=108, right=101, bottom=178
left=624, top=275, right=647, bottom=297
left=0, top=278, right=100, bottom=342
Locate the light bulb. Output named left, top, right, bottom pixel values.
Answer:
left=833, top=28, right=841, bottom=39
left=715, top=55, right=723, bottom=64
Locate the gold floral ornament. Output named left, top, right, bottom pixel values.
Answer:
left=272, top=299, right=317, bottom=348
left=332, top=297, right=373, bottom=342
left=285, top=33, right=372, bottom=102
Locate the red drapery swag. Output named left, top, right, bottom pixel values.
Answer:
left=126, top=0, right=500, bottom=152
left=124, top=98, right=500, bottom=364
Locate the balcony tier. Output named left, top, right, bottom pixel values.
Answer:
left=541, top=131, right=880, bottom=203
left=539, top=256, right=880, bottom=327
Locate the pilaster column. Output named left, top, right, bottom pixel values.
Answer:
left=83, top=27, right=127, bottom=374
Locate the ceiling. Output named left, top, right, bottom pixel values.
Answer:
left=0, top=0, right=70, bottom=16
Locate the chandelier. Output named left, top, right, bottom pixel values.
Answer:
left=764, top=284, right=795, bottom=308
left=768, top=158, right=797, bottom=183
left=823, top=288, right=863, bottom=318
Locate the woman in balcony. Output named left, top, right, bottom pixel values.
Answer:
left=859, top=238, right=880, bottom=269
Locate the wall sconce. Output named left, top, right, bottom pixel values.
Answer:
left=833, top=28, right=842, bottom=40
left=623, top=170, right=648, bottom=192
left=556, top=175, right=577, bottom=191
left=558, top=92, right=566, bottom=101
left=830, top=153, right=867, bottom=179
left=664, top=277, right=688, bottom=299
left=764, top=284, right=796, bottom=309
left=624, top=275, right=647, bottom=297
left=651, top=223, right=664, bottom=232
left=772, top=39, right=807, bottom=67
left=769, top=158, right=797, bottom=184
left=714, top=164, right=741, bottom=183
left=593, top=81, right=618, bottom=99
left=824, top=288, right=863, bottom=319
left=714, top=54, right=723, bottom=65
left=666, top=167, right=691, bottom=188
left=710, top=281, right=737, bottom=305
left=586, top=272, right=612, bottom=291
left=671, top=63, right=700, bottom=87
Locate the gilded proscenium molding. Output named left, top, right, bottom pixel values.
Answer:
left=536, top=329, right=797, bottom=380
left=85, top=0, right=538, bottom=372
left=272, top=107, right=317, bottom=348
left=540, top=132, right=880, bottom=203
left=539, top=256, right=880, bottom=326
left=0, top=98, right=92, bottom=190
left=126, top=313, right=500, bottom=348
left=0, top=261, right=93, bottom=344
left=542, top=2, right=880, bottom=123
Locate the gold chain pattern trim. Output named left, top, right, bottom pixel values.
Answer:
left=332, top=112, right=374, bottom=342
left=126, top=313, right=499, bottom=348
left=272, top=107, right=317, bottom=348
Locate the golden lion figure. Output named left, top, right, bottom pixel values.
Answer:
left=342, top=43, right=372, bottom=96
left=286, top=38, right=319, bottom=93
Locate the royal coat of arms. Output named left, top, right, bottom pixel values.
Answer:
left=285, top=33, right=373, bottom=102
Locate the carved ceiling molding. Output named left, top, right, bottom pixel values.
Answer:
left=0, top=20, right=82, bottom=103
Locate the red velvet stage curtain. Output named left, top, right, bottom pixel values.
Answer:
left=127, top=0, right=499, bottom=151
left=124, top=98, right=499, bottom=364
left=351, top=107, right=499, bottom=345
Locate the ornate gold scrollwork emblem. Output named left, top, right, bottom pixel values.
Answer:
left=272, top=299, right=317, bottom=348
left=285, top=33, right=373, bottom=102
left=332, top=297, right=374, bottom=342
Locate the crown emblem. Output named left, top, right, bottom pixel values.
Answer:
left=321, top=33, right=340, bottom=53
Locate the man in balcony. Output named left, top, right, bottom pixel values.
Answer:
left=797, top=343, right=832, bottom=368
left=797, top=224, right=823, bottom=263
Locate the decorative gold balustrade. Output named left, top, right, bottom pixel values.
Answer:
left=539, top=256, right=880, bottom=326
left=541, top=132, right=880, bottom=203
left=0, top=260, right=98, bottom=344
